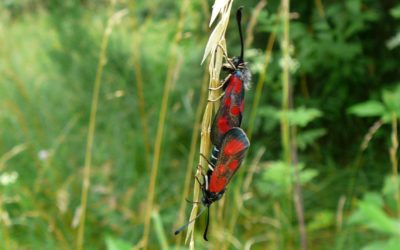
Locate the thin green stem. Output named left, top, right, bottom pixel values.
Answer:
left=141, top=1, right=189, bottom=248
left=280, top=0, right=295, bottom=247
left=280, top=1, right=291, bottom=201
left=281, top=1, right=307, bottom=248
left=247, top=2, right=278, bottom=140
left=314, top=0, right=326, bottom=18
left=131, top=21, right=152, bottom=172
left=222, top=7, right=279, bottom=250
left=390, top=113, right=399, bottom=216
left=281, top=0, right=291, bottom=166
left=185, top=2, right=234, bottom=246
left=291, top=126, right=307, bottom=250
left=247, top=31, right=276, bottom=140
left=244, top=0, right=267, bottom=49
left=76, top=10, right=127, bottom=250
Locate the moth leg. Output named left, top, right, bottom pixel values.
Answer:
left=217, top=44, right=236, bottom=69
left=216, top=43, right=229, bottom=60
left=195, top=176, right=203, bottom=187
left=200, top=153, right=216, bottom=170
left=195, top=164, right=208, bottom=185
left=185, top=198, right=201, bottom=204
left=208, top=92, right=224, bottom=102
left=208, top=74, right=231, bottom=90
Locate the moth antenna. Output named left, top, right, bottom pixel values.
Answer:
left=236, top=7, right=244, bottom=61
left=203, top=206, right=210, bottom=241
left=174, top=206, right=207, bottom=235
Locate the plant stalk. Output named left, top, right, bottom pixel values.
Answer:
left=76, top=10, right=127, bottom=250
left=390, top=113, right=399, bottom=217
left=175, top=67, right=209, bottom=248
left=282, top=0, right=307, bottom=248
left=141, top=0, right=189, bottom=248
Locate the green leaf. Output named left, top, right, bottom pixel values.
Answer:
left=151, top=210, right=169, bottom=250
left=348, top=101, right=386, bottom=117
left=349, top=193, right=400, bottom=236
left=386, top=32, right=400, bottom=50
left=382, top=85, right=400, bottom=116
left=362, top=238, right=400, bottom=250
left=345, top=0, right=361, bottom=14
left=258, top=106, right=280, bottom=131
left=297, top=128, right=326, bottom=150
left=382, top=175, right=400, bottom=212
left=262, top=161, right=292, bottom=190
left=279, top=107, right=322, bottom=127
left=261, top=162, right=318, bottom=197
left=307, top=211, right=335, bottom=232
left=390, top=4, right=400, bottom=19
left=105, top=236, right=132, bottom=250
left=382, top=176, right=400, bottom=198
left=299, top=168, right=318, bottom=184
left=363, top=192, right=384, bottom=207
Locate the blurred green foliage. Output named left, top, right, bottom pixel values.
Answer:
left=349, top=176, right=400, bottom=250
left=0, top=0, right=399, bottom=249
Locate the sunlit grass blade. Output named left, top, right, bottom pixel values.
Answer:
left=389, top=113, right=399, bottom=216
left=141, top=1, right=189, bottom=249
left=151, top=210, right=170, bottom=250
left=184, top=1, right=233, bottom=247
left=76, top=9, right=128, bottom=250
left=280, top=0, right=307, bottom=248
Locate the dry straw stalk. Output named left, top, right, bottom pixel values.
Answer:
left=184, top=0, right=234, bottom=248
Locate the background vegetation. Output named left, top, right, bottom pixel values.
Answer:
left=0, top=0, right=399, bottom=249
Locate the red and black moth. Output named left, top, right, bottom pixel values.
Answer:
left=175, top=128, right=250, bottom=240
left=175, top=7, right=251, bottom=241
left=210, top=6, right=251, bottom=151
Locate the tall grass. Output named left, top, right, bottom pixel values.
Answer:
left=76, top=10, right=128, bottom=250
left=175, top=67, right=209, bottom=248
left=221, top=4, right=275, bottom=249
left=247, top=10, right=276, bottom=140
left=142, top=0, right=190, bottom=248
left=0, top=1, right=398, bottom=249
left=131, top=14, right=152, bottom=172
left=0, top=144, right=27, bottom=250
left=390, top=114, right=399, bottom=216
left=183, top=1, right=234, bottom=248
left=280, top=0, right=307, bottom=248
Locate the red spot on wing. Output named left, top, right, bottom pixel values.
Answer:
left=225, top=84, right=233, bottom=95
left=224, top=96, right=231, bottom=107
left=209, top=171, right=228, bottom=193
left=218, top=117, right=230, bottom=134
left=230, top=105, right=240, bottom=116
left=223, top=139, right=246, bottom=155
left=228, top=159, right=239, bottom=171
left=232, top=76, right=243, bottom=94
left=209, top=160, right=239, bottom=192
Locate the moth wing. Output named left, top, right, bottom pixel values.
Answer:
left=209, top=128, right=249, bottom=193
left=210, top=74, right=245, bottom=148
